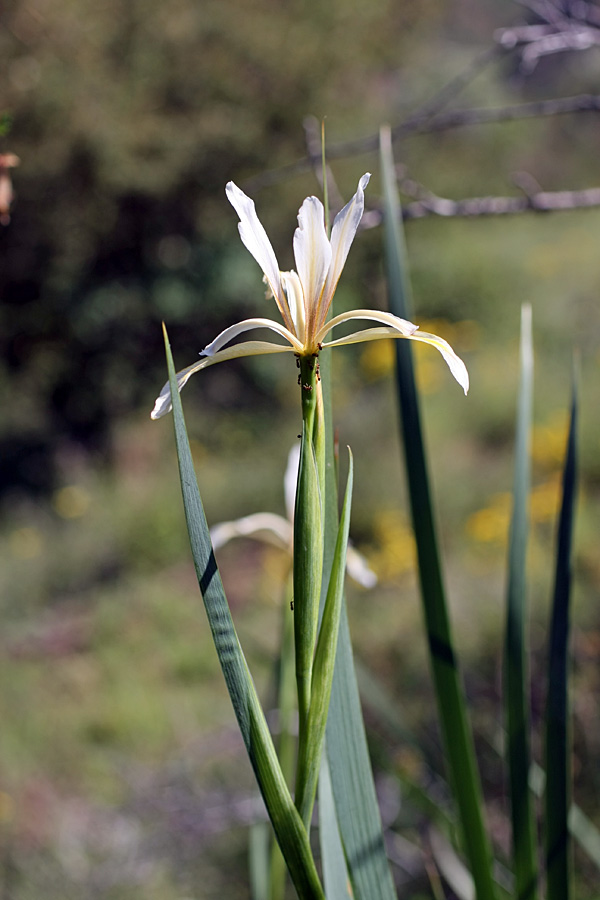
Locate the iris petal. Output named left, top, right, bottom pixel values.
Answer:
left=202, top=316, right=303, bottom=356
left=322, top=320, right=469, bottom=394
left=226, top=182, right=294, bottom=331
left=318, top=173, right=370, bottom=326
left=293, top=195, right=331, bottom=332
left=409, top=329, right=470, bottom=395
left=315, top=308, right=418, bottom=345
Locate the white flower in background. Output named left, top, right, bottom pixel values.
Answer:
left=210, top=446, right=377, bottom=589
left=151, top=175, right=469, bottom=419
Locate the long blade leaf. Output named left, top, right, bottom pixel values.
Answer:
left=545, top=375, right=578, bottom=900
left=319, top=752, right=353, bottom=900
left=163, top=325, right=324, bottom=900
left=380, top=126, right=497, bottom=900
left=504, top=305, right=538, bottom=900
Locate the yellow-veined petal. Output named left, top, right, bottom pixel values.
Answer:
left=322, top=321, right=469, bottom=394
left=293, top=195, right=331, bottom=331
left=408, top=329, right=470, bottom=395
left=226, top=182, right=294, bottom=332
left=281, top=271, right=306, bottom=344
left=203, top=317, right=303, bottom=356
left=316, top=308, right=418, bottom=346
left=318, top=173, right=370, bottom=327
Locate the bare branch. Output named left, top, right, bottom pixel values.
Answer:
left=411, top=92, right=600, bottom=131
left=244, top=92, right=600, bottom=192
left=362, top=184, right=600, bottom=223
left=497, top=0, right=600, bottom=69
left=243, top=45, right=506, bottom=192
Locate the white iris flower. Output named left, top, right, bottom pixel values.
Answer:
left=151, top=174, right=468, bottom=419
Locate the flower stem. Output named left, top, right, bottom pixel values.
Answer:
left=293, top=353, right=324, bottom=824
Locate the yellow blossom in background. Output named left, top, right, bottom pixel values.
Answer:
left=530, top=475, right=561, bottom=524
left=465, top=493, right=511, bottom=545
left=360, top=338, right=395, bottom=381
left=466, top=474, right=564, bottom=547
left=532, top=410, right=569, bottom=469
left=367, top=509, right=416, bottom=580
left=52, top=485, right=91, bottom=519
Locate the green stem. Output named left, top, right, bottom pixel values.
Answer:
left=296, top=449, right=353, bottom=829
left=293, top=354, right=324, bottom=824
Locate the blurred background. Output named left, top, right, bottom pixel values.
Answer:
left=1, top=0, right=600, bottom=896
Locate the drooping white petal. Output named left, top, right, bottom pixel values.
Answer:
left=321, top=326, right=408, bottom=348
left=202, top=317, right=303, bottom=356
left=293, top=195, right=331, bottom=324
left=318, top=173, right=371, bottom=325
left=226, top=182, right=294, bottom=330
left=211, top=513, right=292, bottom=551
left=150, top=340, right=294, bottom=419
left=281, top=271, right=305, bottom=343
left=315, top=308, right=418, bottom=345
left=321, top=320, right=469, bottom=394
left=409, top=330, right=470, bottom=395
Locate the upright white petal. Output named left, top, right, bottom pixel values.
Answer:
left=226, top=182, right=292, bottom=329
left=281, top=271, right=305, bottom=343
left=319, top=173, right=371, bottom=324
left=293, top=195, right=331, bottom=321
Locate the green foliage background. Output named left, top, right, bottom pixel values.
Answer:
left=1, top=0, right=600, bottom=897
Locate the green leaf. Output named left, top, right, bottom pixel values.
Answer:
left=250, top=821, right=271, bottom=900
left=530, top=762, right=600, bottom=872
left=380, top=126, right=497, bottom=900
left=545, top=375, right=578, bottom=900
left=319, top=753, right=353, bottom=900
left=504, top=305, right=538, bottom=900
left=163, top=325, right=324, bottom=900
left=296, top=449, right=354, bottom=827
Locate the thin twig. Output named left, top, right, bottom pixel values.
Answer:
left=411, top=92, right=600, bottom=131
left=244, top=91, right=600, bottom=192
left=363, top=184, right=600, bottom=222
left=244, top=45, right=505, bottom=192
left=498, top=0, right=600, bottom=69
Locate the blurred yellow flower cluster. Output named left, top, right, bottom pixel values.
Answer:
left=465, top=492, right=511, bottom=544
left=367, top=508, right=416, bottom=581
left=531, top=409, right=569, bottom=469
left=466, top=409, right=568, bottom=547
